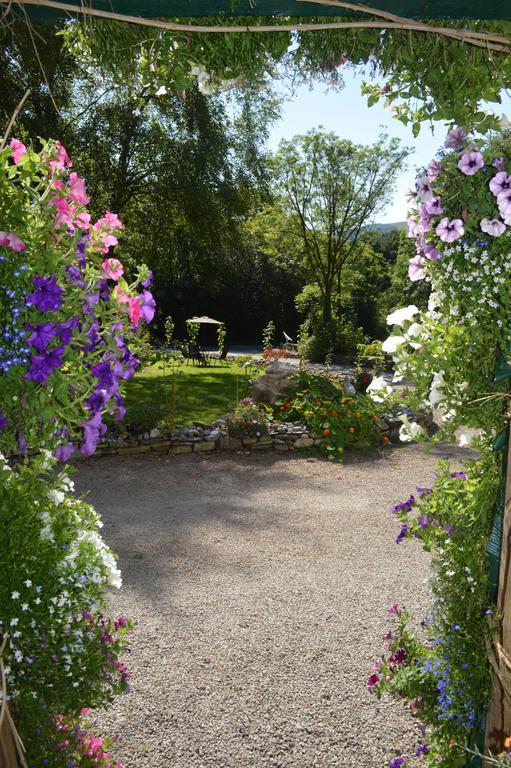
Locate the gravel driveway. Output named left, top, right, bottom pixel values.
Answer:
left=74, top=444, right=466, bottom=768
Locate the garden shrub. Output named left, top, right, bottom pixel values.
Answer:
left=270, top=372, right=387, bottom=458
left=223, top=401, right=269, bottom=438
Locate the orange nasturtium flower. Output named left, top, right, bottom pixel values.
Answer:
left=348, top=426, right=356, bottom=433
left=323, top=428, right=331, bottom=436
left=504, top=736, right=511, bottom=749
left=382, top=435, right=390, bottom=443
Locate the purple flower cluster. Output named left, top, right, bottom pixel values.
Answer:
left=27, top=274, right=64, bottom=312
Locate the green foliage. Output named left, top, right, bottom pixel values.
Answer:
left=272, top=128, right=410, bottom=322
left=56, top=14, right=511, bottom=135
left=356, top=340, right=386, bottom=374
left=262, top=319, right=275, bottom=350
left=270, top=371, right=386, bottom=459
left=378, top=232, right=431, bottom=325
left=299, top=317, right=367, bottom=361
left=216, top=323, right=227, bottom=355
left=164, top=315, right=175, bottom=347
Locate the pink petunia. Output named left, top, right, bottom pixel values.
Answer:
left=49, top=140, right=72, bottom=171
left=68, top=172, right=90, bottom=205
left=388, top=603, right=400, bottom=614
left=480, top=218, right=506, bottom=237
left=102, top=257, right=124, bottom=281
left=435, top=217, right=464, bottom=243
left=128, top=296, right=142, bottom=327
left=113, top=286, right=129, bottom=304
left=408, top=255, right=426, bottom=282
left=457, top=151, right=484, bottom=176
left=0, top=230, right=26, bottom=251
left=9, top=138, right=26, bottom=164
left=444, top=126, right=467, bottom=148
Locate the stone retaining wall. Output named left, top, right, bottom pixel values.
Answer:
left=75, top=412, right=431, bottom=460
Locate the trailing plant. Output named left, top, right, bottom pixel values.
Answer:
left=369, top=127, right=511, bottom=766
left=223, top=401, right=268, bottom=438
left=262, top=319, right=276, bottom=350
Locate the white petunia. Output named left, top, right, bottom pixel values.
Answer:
left=366, top=376, right=393, bottom=403
left=398, top=414, right=425, bottom=443
left=382, top=335, right=406, bottom=354
left=386, top=305, right=419, bottom=327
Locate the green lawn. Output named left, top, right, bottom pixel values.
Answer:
left=122, top=359, right=258, bottom=431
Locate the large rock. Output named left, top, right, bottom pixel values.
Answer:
left=249, top=360, right=296, bottom=404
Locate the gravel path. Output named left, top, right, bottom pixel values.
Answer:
left=74, top=444, right=467, bottom=768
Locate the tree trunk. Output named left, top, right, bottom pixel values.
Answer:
left=322, top=285, right=332, bottom=322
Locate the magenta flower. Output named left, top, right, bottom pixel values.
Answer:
left=480, top=218, right=506, bottom=237
left=9, top=138, right=26, bottom=164
left=416, top=175, right=434, bottom=202
left=388, top=603, right=399, bottom=615
left=424, top=196, right=444, bottom=216
left=457, top=151, right=484, bottom=176
left=102, top=257, right=124, bottom=281
left=408, top=255, right=425, bottom=282
left=489, top=171, right=511, bottom=196
left=436, top=217, right=464, bottom=243
left=367, top=673, right=380, bottom=688
left=444, top=126, right=467, bottom=148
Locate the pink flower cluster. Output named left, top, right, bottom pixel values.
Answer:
left=55, top=713, right=125, bottom=767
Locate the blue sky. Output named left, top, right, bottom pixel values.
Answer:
left=268, top=70, right=511, bottom=222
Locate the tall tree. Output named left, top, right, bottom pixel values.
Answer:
left=271, top=129, right=411, bottom=322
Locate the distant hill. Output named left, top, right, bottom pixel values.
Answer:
left=366, top=221, right=407, bottom=233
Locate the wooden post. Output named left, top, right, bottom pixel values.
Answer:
left=0, top=636, right=28, bottom=767
left=485, top=427, right=511, bottom=758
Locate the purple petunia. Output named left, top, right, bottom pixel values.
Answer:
left=65, top=264, right=86, bottom=288
left=489, top=171, right=511, bottom=197
left=444, top=126, right=466, bottom=148
left=450, top=471, right=467, bottom=480
left=415, top=743, right=429, bottom=756
left=436, top=217, right=464, bottom=243
left=396, top=524, right=409, bottom=544
left=25, top=346, right=65, bottom=383
left=388, top=758, right=406, bottom=768
left=25, top=322, right=58, bottom=351
left=498, top=188, right=511, bottom=216
left=81, top=412, right=106, bottom=456
left=416, top=175, right=434, bottom=202
left=408, top=255, right=426, bottom=282
left=55, top=442, right=75, bottom=461
left=0, top=410, right=8, bottom=431
left=423, top=244, right=440, bottom=261
left=424, top=196, right=444, bottom=216
left=457, top=151, right=484, bottom=176
left=141, top=270, right=153, bottom=288
left=91, top=361, right=114, bottom=390
left=57, top=316, right=80, bottom=345
left=139, top=290, right=156, bottom=324
left=27, top=275, right=64, bottom=313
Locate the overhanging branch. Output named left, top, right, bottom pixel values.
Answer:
left=1, top=0, right=511, bottom=54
